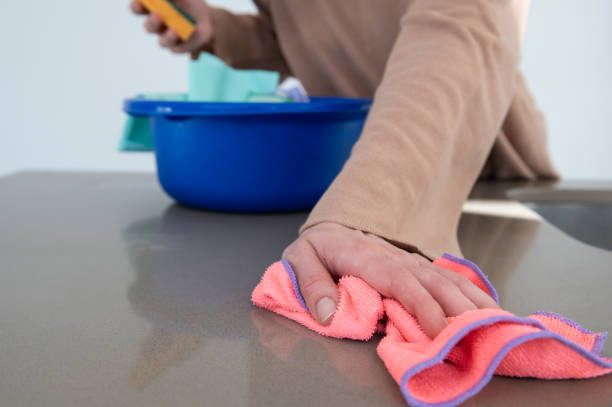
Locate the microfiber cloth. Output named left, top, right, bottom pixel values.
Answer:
left=119, top=53, right=280, bottom=151
left=251, top=253, right=612, bottom=407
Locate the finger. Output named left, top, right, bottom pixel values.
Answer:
left=362, top=246, right=474, bottom=317
left=144, top=14, right=165, bottom=34
left=433, top=266, right=500, bottom=309
left=387, top=269, right=449, bottom=338
left=130, top=0, right=149, bottom=15
left=171, top=20, right=214, bottom=53
left=412, top=266, right=478, bottom=317
left=160, top=29, right=180, bottom=48
left=283, top=241, right=339, bottom=325
left=320, top=244, right=448, bottom=337
left=170, top=32, right=203, bottom=53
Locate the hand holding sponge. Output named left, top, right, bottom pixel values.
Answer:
left=137, top=0, right=196, bottom=41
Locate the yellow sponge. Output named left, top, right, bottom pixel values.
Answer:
left=138, top=0, right=196, bottom=41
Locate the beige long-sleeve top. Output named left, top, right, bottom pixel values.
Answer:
left=209, top=0, right=559, bottom=260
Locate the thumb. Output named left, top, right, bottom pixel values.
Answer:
left=282, top=241, right=339, bottom=325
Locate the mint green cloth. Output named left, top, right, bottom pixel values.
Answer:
left=119, top=93, right=187, bottom=151
left=120, top=53, right=280, bottom=152
left=246, top=92, right=291, bottom=103
left=188, top=53, right=279, bottom=102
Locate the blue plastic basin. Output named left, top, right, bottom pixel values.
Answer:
left=124, top=97, right=372, bottom=212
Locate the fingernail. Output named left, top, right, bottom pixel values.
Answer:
left=316, top=297, right=336, bottom=323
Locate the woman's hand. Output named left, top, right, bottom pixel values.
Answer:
left=282, top=222, right=499, bottom=338
left=130, top=0, right=214, bottom=58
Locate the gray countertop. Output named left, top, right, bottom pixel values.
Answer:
left=1, top=172, right=611, bottom=406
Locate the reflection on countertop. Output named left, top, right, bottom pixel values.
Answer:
left=121, top=204, right=408, bottom=405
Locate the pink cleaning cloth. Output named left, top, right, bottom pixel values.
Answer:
left=251, top=253, right=612, bottom=407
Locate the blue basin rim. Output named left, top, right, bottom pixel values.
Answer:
left=124, top=96, right=372, bottom=117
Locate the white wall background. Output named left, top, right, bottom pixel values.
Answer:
left=0, top=1, right=610, bottom=179
left=521, top=1, right=612, bottom=179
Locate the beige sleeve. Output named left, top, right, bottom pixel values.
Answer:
left=300, top=0, right=528, bottom=260
left=208, top=0, right=291, bottom=75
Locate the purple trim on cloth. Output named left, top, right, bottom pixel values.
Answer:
left=398, top=314, right=612, bottom=407
left=531, top=311, right=608, bottom=354
left=531, top=311, right=608, bottom=355
left=593, top=332, right=608, bottom=355
left=441, top=253, right=500, bottom=305
left=281, top=260, right=309, bottom=312
left=531, top=311, right=598, bottom=335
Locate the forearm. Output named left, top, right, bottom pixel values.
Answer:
left=209, top=0, right=291, bottom=74
left=301, top=0, right=527, bottom=259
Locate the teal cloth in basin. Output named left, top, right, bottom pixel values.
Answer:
left=188, top=53, right=279, bottom=102
left=119, top=93, right=187, bottom=151
left=120, top=53, right=280, bottom=151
